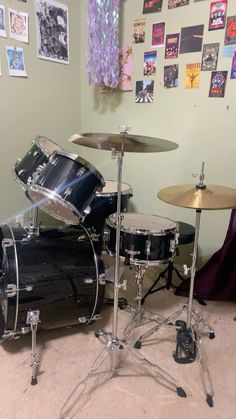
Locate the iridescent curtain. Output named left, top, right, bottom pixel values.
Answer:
left=87, top=0, right=120, bottom=88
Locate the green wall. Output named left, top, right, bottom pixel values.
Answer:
left=1, top=0, right=236, bottom=263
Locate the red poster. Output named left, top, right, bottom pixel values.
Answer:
left=208, top=1, right=228, bottom=31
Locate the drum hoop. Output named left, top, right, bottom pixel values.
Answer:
left=53, top=151, right=105, bottom=186
left=33, top=135, right=61, bottom=157
left=106, top=213, right=177, bottom=235
left=26, top=185, right=83, bottom=224
left=95, top=181, right=132, bottom=197
left=12, top=165, right=28, bottom=190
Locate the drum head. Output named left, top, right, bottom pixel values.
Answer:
left=27, top=187, right=82, bottom=224
left=34, top=135, right=61, bottom=156
left=107, top=212, right=177, bottom=234
left=97, top=180, right=132, bottom=197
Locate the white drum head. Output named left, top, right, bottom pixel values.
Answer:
left=108, top=212, right=177, bottom=234
left=35, top=136, right=61, bottom=156
left=97, top=180, right=131, bottom=196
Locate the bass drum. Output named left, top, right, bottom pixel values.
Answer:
left=0, top=225, right=105, bottom=341
left=106, top=212, right=178, bottom=265
left=13, top=135, right=61, bottom=190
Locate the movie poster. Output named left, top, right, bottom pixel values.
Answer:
left=208, top=1, right=227, bottom=31
left=152, top=22, right=165, bottom=48
left=209, top=71, right=228, bottom=97
left=180, top=24, right=204, bottom=54
left=168, top=0, right=189, bottom=9
left=144, top=51, right=157, bottom=76
left=143, top=0, right=163, bottom=14
left=185, top=63, right=200, bottom=89
left=164, top=65, right=178, bottom=88
left=135, top=80, right=154, bottom=103
left=165, top=33, right=179, bottom=59
left=9, top=9, right=29, bottom=43
left=201, top=43, right=219, bottom=71
left=0, top=4, right=6, bottom=38
left=224, top=16, right=236, bottom=46
left=133, top=18, right=146, bottom=43
left=35, top=0, right=69, bottom=64
left=230, top=52, right=236, bottom=79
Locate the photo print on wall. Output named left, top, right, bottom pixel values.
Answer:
left=152, top=22, right=165, bottom=48
left=201, top=43, right=219, bottom=71
left=185, top=63, right=200, bottom=88
left=165, top=33, right=179, bottom=59
left=180, top=24, right=204, bottom=53
left=133, top=18, right=146, bottom=43
left=164, top=64, right=178, bottom=88
left=35, top=0, right=69, bottom=64
left=9, top=9, right=29, bottom=43
left=143, top=0, right=163, bottom=14
left=144, top=51, right=157, bottom=76
left=224, top=16, right=236, bottom=46
left=6, top=46, right=27, bottom=77
left=230, top=52, right=236, bottom=79
left=209, top=71, right=228, bottom=97
left=208, top=0, right=228, bottom=31
left=168, top=0, right=189, bottom=10
left=0, top=4, right=6, bottom=38
left=135, top=80, right=154, bottom=103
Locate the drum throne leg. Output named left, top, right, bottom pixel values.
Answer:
left=26, top=310, right=40, bottom=385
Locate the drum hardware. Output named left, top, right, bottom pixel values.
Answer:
left=5, top=284, right=33, bottom=298
left=26, top=310, right=40, bottom=385
left=134, top=163, right=236, bottom=407
left=60, top=128, right=186, bottom=417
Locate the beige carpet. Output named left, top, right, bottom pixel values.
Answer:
left=1, top=262, right=236, bottom=419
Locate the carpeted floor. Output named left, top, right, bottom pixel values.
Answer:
left=1, top=262, right=236, bottom=419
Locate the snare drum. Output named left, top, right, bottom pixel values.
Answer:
left=13, top=135, right=61, bottom=189
left=106, top=213, right=178, bottom=265
left=84, top=180, right=132, bottom=234
left=0, top=224, right=105, bottom=341
left=26, top=151, right=105, bottom=225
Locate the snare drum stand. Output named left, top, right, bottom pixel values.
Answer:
left=134, top=173, right=215, bottom=407
left=59, top=129, right=186, bottom=418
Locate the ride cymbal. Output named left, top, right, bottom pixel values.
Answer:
left=68, top=133, right=178, bottom=153
left=158, top=184, right=236, bottom=210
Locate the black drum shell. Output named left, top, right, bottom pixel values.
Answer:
left=0, top=225, right=105, bottom=339
left=14, top=142, right=49, bottom=187
left=27, top=153, right=105, bottom=224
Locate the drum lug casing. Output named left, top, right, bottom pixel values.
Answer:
left=5, top=283, right=33, bottom=298
left=2, top=238, right=14, bottom=248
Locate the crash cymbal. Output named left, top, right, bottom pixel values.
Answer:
left=68, top=133, right=178, bottom=153
left=158, top=184, right=236, bottom=210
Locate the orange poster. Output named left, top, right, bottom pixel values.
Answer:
left=185, top=63, right=200, bottom=89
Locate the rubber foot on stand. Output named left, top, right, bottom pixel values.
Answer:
left=209, top=332, right=215, bottom=340
left=31, top=376, right=37, bottom=385
left=206, top=394, right=214, bottom=407
left=177, top=387, right=187, bottom=398
left=134, top=340, right=142, bottom=349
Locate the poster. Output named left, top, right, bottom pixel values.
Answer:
left=0, top=4, right=6, bottom=38
left=133, top=18, right=146, bottom=43
left=143, top=0, right=163, bottom=14
left=135, top=80, right=154, bottom=103
left=185, top=63, right=200, bottom=89
left=6, top=46, right=27, bottom=77
left=168, top=0, right=189, bottom=9
left=0, top=54, right=2, bottom=76
left=180, top=24, right=204, bottom=54
left=201, top=43, right=219, bottom=71
left=9, top=9, right=29, bottom=43
left=230, top=52, right=236, bottom=79
left=118, top=46, right=133, bottom=91
left=152, top=22, right=165, bottom=48
left=208, top=1, right=227, bottom=31
left=165, top=33, right=179, bottom=59
left=164, top=65, right=178, bottom=88
left=209, top=71, right=228, bottom=97
left=224, top=16, right=236, bottom=46
left=144, top=51, right=157, bottom=76
left=35, top=0, right=69, bottom=64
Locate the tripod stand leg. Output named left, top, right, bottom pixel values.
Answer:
left=26, top=310, right=40, bottom=385
left=191, top=307, right=215, bottom=339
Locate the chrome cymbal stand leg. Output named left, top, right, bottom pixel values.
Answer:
left=26, top=310, right=40, bottom=385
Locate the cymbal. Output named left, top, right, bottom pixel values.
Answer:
left=158, top=184, right=236, bottom=210
left=68, top=133, right=178, bottom=153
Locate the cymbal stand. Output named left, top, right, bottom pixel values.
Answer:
left=134, top=168, right=215, bottom=406
left=59, top=130, right=186, bottom=417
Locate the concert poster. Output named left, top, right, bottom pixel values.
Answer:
left=201, top=43, right=219, bottom=71
left=230, top=52, right=236, bottom=79
left=165, top=33, right=179, bottom=59
left=164, top=65, right=178, bottom=88
left=152, top=22, right=165, bottom=48
left=224, top=16, right=236, bottom=46
left=179, top=24, right=204, bottom=54
left=133, top=18, right=146, bottom=44
left=185, top=63, right=200, bottom=89
left=135, top=80, right=154, bottom=103
left=143, top=0, right=163, bottom=14
left=168, top=0, right=189, bottom=9
left=144, top=51, right=157, bottom=76
left=208, top=1, right=227, bottom=31
left=209, top=71, right=228, bottom=97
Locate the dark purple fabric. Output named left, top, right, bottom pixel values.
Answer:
left=175, top=209, right=236, bottom=301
